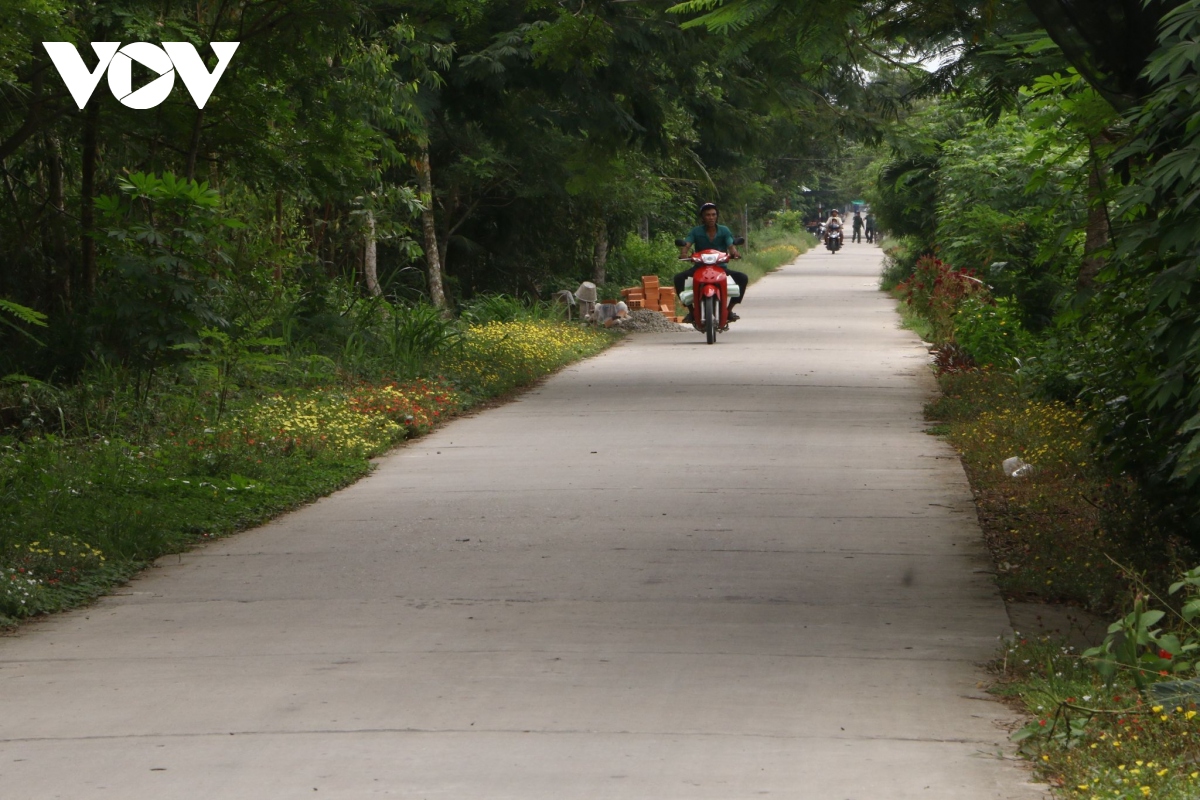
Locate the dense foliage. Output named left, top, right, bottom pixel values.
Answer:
left=865, top=1, right=1200, bottom=543
left=0, top=0, right=866, bottom=387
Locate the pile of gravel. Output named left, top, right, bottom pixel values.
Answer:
left=611, top=309, right=693, bottom=333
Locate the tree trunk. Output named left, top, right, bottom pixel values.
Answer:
left=314, top=202, right=333, bottom=278
left=592, top=218, right=608, bottom=284
left=1078, top=135, right=1111, bottom=290
left=0, top=64, right=48, bottom=164
left=80, top=100, right=100, bottom=296
left=1, top=164, right=26, bottom=241
left=639, top=215, right=649, bottom=242
left=44, top=134, right=69, bottom=307
left=363, top=209, right=380, bottom=296
left=416, top=146, right=446, bottom=309
left=438, top=185, right=457, bottom=275
left=325, top=204, right=336, bottom=279
left=185, top=108, right=205, bottom=181
left=274, top=189, right=283, bottom=282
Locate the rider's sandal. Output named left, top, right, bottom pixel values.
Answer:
left=727, top=311, right=740, bottom=322
left=682, top=310, right=694, bottom=324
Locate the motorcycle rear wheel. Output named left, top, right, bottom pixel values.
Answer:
left=704, top=295, right=718, bottom=344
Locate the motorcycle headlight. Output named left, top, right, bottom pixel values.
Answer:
left=701, top=252, right=720, bottom=265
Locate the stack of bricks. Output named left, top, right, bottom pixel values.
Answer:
left=622, top=276, right=682, bottom=323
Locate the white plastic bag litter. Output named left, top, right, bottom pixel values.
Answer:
left=1002, top=456, right=1035, bottom=478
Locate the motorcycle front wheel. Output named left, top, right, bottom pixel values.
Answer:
left=704, top=295, right=718, bottom=344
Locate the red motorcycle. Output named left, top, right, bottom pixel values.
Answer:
left=675, top=237, right=745, bottom=344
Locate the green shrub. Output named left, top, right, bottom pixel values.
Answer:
left=769, top=210, right=805, bottom=233
left=604, top=233, right=679, bottom=289
left=374, top=302, right=462, bottom=379
left=458, top=293, right=555, bottom=325
left=90, top=173, right=241, bottom=383
left=879, top=235, right=922, bottom=291
left=955, top=297, right=1031, bottom=369
left=895, top=255, right=987, bottom=344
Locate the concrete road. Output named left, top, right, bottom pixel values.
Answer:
left=0, top=242, right=1045, bottom=799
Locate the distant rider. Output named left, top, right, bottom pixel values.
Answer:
left=824, top=209, right=844, bottom=244
left=675, top=202, right=748, bottom=322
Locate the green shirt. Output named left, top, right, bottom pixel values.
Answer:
left=686, top=224, right=735, bottom=252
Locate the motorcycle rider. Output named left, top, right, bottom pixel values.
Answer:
left=824, top=209, right=844, bottom=247
left=675, top=202, right=748, bottom=322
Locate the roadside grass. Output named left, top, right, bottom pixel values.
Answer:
left=994, top=635, right=1200, bottom=800
left=878, top=237, right=933, bottom=341
left=926, top=370, right=1183, bottom=612
left=740, top=229, right=815, bottom=283
left=895, top=298, right=934, bottom=342
left=445, top=320, right=611, bottom=396
left=924, top=368, right=1200, bottom=797
left=1, top=319, right=614, bottom=626
left=878, top=234, right=917, bottom=292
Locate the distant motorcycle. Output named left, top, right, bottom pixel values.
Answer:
left=825, top=220, right=843, bottom=254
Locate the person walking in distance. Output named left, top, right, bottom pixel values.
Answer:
left=851, top=211, right=864, bottom=244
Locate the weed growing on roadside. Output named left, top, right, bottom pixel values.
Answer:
left=234, top=393, right=403, bottom=458
left=926, top=370, right=1184, bottom=611
left=1, top=566, right=44, bottom=617
left=896, top=255, right=987, bottom=343
left=346, top=380, right=462, bottom=434
left=956, top=296, right=1032, bottom=369
left=739, top=243, right=805, bottom=282
left=996, top=635, right=1200, bottom=800
left=445, top=321, right=609, bottom=395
